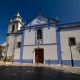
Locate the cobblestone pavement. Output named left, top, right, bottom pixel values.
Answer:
left=0, top=63, right=80, bottom=80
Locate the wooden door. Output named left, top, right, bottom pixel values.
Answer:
left=35, top=49, right=44, bottom=63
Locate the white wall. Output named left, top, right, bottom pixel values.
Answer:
left=8, top=22, right=23, bottom=34
left=23, top=46, right=35, bottom=59
left=14, top=34, right=22, bottom=59
left=42, top=45, right=58, bottom=60
left=23, top=45, right=58, bottom=60
left=7, top=34, right=14, bottom=56
left=18, top=22, right=23, bottom=30
left=8, top=23, right=17, bottom=33
left=60, top=27, right=80, bottom=60
left=16, top=34, right=22, bottom=42
left=14, top=48, right=20, bottom=59
left=24, top=26, right=56, bottom=44
left=24, top=28, right=35, bottom=45
left=7, top=24, right=12, bottom=33
left=43, top=26, right=56, bottom=44
left=23, top=24, right=57, bottom=61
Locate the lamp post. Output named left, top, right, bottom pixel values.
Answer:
left=68, top=42, right=74, bottom=67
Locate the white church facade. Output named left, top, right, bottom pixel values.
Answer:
left=5, top=12, right=80, bottom=66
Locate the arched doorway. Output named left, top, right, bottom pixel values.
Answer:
left=35, top=48, right=44, bottom=63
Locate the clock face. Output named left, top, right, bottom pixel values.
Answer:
left=36, top=16, right=42, bottom=23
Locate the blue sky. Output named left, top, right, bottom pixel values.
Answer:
left=0, top=0, right=80, bottom=44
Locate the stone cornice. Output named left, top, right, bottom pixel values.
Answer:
left=60, top=22, right=80, bottom=28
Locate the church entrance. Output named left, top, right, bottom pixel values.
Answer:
left=35, top=48, right=44, bottom=63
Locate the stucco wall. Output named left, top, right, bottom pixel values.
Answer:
left=24, top=25, right=56, bottom=45
left=22, top=45, right=58, bottom=61
left=42, top=45, right=58, bottom=60
left=14, top=34, right=21, bottom=59
left=24, top=28, right=35, bottom=45
left=22, top=24, right=57, bottom=63
left=43, top=26, right=56, bottom=44
left=17, top=34, right=22, bottom=42
left=8, top=23, right=17, bottom=33
left=18, top=22, right=22, bottom=30
left=23, top=46, right=35, bottom=59
left=60, top=27, right=80, bottom=60
left=7, top=34, right=14, bottom=56
left=14, top=48, right=20, bottom=59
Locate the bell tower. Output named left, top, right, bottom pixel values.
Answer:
left=8, top=12, right=23, bottom=33
left=5, top=12, right=23, bottom=61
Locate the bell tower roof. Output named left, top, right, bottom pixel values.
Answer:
left=16, top=12, right=20, bottom=16
left=14, top=12, right=21, bottom=18
left=13, top=12, right=22, bottom=22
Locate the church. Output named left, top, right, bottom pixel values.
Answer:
left=5, top=12, right=80, bottom=66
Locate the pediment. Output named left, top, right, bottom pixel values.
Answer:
left=25, top=14, right=57, bottom=27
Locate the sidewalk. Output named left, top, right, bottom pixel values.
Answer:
left=0, top=61, right=80, bottom=68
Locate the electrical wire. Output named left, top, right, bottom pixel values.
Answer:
left=0, top=32, right=6, bottom=36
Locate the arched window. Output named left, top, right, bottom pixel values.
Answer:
left=37, top=29, right=42, bottom=40
left=11, top=25, right=15, bottom=32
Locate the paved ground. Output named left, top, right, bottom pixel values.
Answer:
left=0, top=62, right=80, bottom=80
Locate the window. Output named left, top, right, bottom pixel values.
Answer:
left=11, top=25, right=15, bottom=32
left=69, top=37, right=76, bottom=45
left=17, top=42, right=21, bottom=48
left=37, top=29, right=42, bottom=40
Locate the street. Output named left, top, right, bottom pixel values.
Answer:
left=0, top=64, right=80, bottom=80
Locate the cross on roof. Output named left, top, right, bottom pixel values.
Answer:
left=38, top=9, right=41, bottom=14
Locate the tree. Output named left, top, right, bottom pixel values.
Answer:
left=76, top=42, right=80, bottom=53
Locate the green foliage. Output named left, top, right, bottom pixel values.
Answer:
left=76, top=42, right=80, bottom=53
